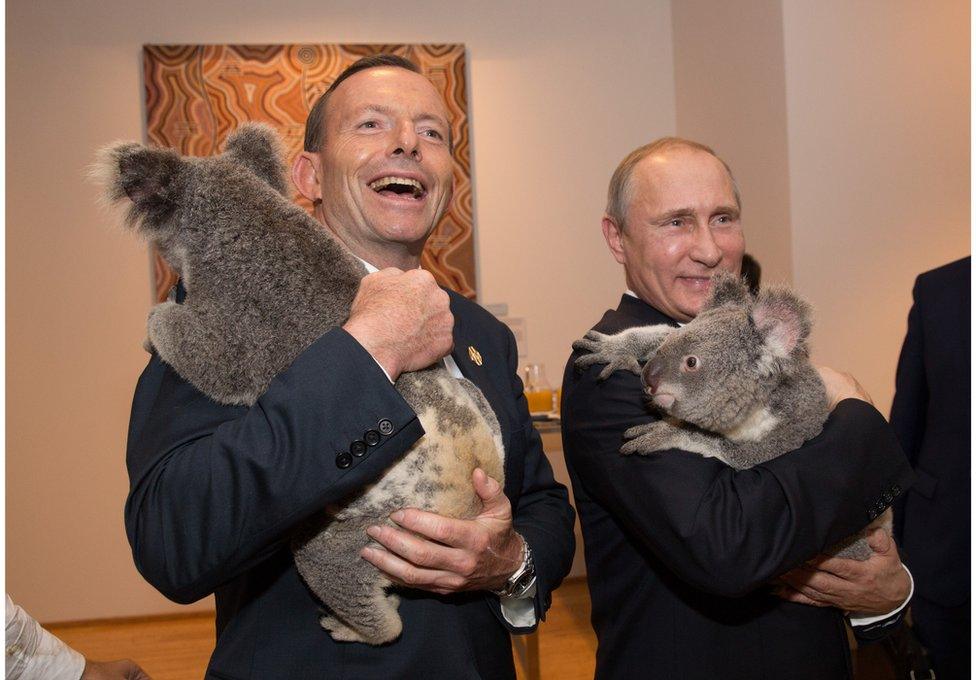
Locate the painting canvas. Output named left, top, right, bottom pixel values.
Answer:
left=143, top=43, right=476, bottom=301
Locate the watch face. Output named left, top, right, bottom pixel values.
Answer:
left=511, top=571, right=537, bottom=597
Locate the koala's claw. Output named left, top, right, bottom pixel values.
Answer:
left=321, top=615, right=367, bottom=643
left=621, top=422, right=674, bottom=455
left=571, top=330, right=609, bottom=356
left=623, top=422, right=657, bottom=439
left=572, top=330, right=642, bottom=380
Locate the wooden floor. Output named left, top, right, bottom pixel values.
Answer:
left=48, top=577, right=894, bottom=679
left=48, top=578, right=597, bottom=680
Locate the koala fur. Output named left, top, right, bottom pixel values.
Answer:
left=94, top=123, right=505, bottom=644
left=573, top=272, right=889, bottom=561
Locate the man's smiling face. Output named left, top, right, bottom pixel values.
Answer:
left=309, top=66, right=454, bottom=263
left=605, top=146, right=745, bottom=322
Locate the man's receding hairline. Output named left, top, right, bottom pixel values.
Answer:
left=636, top=146, right=737, bottom=196
left=311, top=65, right=419, bottom=150
left=328, top=74, right=450, bottom=129
left=606, top=137, right=742, bottom=232
left=303, top=56, right=453, bottom=154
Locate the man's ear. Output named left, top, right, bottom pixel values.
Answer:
left=292, top=151, right=323, bottom=203
left=602, top=216, right=627, bottom=265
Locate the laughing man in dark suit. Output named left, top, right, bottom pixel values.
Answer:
left=125, top=55, right=574, bottom=679
left=561, top=138, right=914, bottom=679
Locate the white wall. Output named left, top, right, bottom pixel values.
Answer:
left=671, top=0, right=969, bottom=411
left=672, top=0, right=795, bottom=286
left=471, top=7, right=676, bottom=379
left=6, top=0, right=676, bottom=621
left=783, top=0, right=970, bottom=409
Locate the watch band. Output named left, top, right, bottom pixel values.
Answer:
left=494, top=534, right=536, bottom=598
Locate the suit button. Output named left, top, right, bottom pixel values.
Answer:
left=336, top=452, right=353, bottom=469
left=378, top=419, right=394, bottom=436
left=364, top=429, right=381, bottom=446
left=350, top=440, right=367, bottom=457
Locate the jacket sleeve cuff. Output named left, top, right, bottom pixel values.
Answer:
left=849, top=564, right=914, bottom=627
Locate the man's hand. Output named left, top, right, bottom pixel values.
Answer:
left=343, top=268, right=454, bottom=381
left=816, top=366, right=875, bottom=410
left=360, top=468, right=524, bottom=595
left=82, top=659, right=152, bottom=680
left=775, top=528, right=910, bottom=615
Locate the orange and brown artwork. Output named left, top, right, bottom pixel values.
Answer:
left=143, top=43, right=476, bottom=302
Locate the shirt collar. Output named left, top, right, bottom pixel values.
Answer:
left=357, top=257, right=379, bottom=274
left=624, top=289, right=686, bottom=327
left=355, top=256, right=426, bottom=274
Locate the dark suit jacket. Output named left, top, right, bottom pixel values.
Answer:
left=561, top=294, right=914, bottom=680
left=124, top=290, right=575, bottom=680
left=891, top=256, right=970, bottom=607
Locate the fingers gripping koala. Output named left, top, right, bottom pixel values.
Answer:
left=94, top=123, right=505, bottom=645
left=573, top=272, right=889, bottom=560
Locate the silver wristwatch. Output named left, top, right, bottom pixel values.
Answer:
left=494, top=535, right=536, bottom=598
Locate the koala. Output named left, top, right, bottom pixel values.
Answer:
left=573, top=272, right=889, bottom=560
left=93, top=123, right=505, bottom=645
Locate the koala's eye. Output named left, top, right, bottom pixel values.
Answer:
left=683, top=356, right=700, bottom=371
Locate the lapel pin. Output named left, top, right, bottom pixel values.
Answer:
left=468, top=346, right=483, bottom=366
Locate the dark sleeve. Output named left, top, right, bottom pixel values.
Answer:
left=124, top=328, right=424, bottom=604
left=562, top=358, right=914, bottom=598
left=851, top=608, right=907, bottom=643
left=889, top=281, right=927, bottom=542
left=488, top=327, right=576, bottom=633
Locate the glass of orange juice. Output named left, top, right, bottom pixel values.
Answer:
left=523, top=364, right=554, bottom=415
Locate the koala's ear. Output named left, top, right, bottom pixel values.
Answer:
left=703, top=271, right=749, bottom=310
left=91, top=142, right=183, bottom=223
left=751, top=287, right=813, bottom=358
left=222, top=122, right=289, bottom=196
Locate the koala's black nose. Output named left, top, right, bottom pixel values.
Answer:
left=642, top=360, right=663, bottom=394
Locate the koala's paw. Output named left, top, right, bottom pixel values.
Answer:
left=321, top=615, right=368, bottom=643
left=620, top=422, right=675, bottom=455
left=573, top=330, right=641, bottom=380
left=828, top=536, right=874, bottom=561
left=319, top=592, right=404, bottom=645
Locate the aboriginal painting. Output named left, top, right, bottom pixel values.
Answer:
left=143, top=44, right=475, bottom=301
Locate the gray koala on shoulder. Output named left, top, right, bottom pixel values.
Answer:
left=573, top=272, right=889, bottom=560
left=93, top=122, right=505, bottom=645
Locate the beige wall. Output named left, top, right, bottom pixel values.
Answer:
left=783, top=0, right=970, bottom=410
left=672, top=0, right=795, bottom=285
left=6, top=0, right=676, bottom=621
left=671, top=0, right=969, bottom=410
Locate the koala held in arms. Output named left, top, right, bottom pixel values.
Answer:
left=93, top=123, right=504, bottom=645
left=573, top=271, right=889, bottom=560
